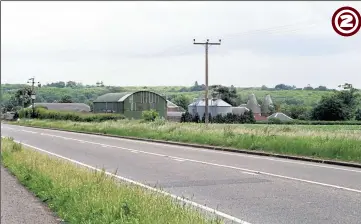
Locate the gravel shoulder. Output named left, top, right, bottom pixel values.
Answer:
left=1, top=166, right=61, bottom=224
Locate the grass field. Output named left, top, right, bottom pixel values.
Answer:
left=1, top=138, right=222, bottom=224
left=13, top=119, right=361, bottom=163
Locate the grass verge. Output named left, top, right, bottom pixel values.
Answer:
left=1, top=138, right=222, bottom=224
left=10, top=119, right=361, bottom=164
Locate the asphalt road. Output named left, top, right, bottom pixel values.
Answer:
left=2, top=123, right=361, bottom=224
left=1, top=166, right=61, bottom=224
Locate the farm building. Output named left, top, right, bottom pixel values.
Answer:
left=232, top=106, right=250, bottom=115
left=167, top=100, right=184, bottom=112
left=268, top=112, right=293, bottom=121
left=188, top=98, right=232, bottom=117
left=93, top=91, right=167, bottom=119
left=29, top=103, right=91, bottom=112
left=261, top=94, right=274, bottom=116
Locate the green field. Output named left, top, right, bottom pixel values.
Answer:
left=13, top=119, right=361, bottom=163
left=1, top=138, right=222, bottom=224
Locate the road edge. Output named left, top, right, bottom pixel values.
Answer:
left=6, top=122, right=361, bottom=169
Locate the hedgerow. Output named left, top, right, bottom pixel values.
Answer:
left=18, top=108, right=125, bottom=122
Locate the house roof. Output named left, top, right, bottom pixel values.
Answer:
left=188, top=98, right=232, bottom=107
left=267, top=112, right=293, bottom=121
left=31, top=103, right=91, bottom=112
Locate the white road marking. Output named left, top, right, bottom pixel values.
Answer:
left=242, top=172, right=258, bottom=176
left=4, top=138, right=251, bottom=224
left=13, top=131, right=361, bottom=194
left=10, top=125, right=361, bottom=174
left=173, top=158, right=185, bottom=162
left=21, top=130, right=38, bottom=134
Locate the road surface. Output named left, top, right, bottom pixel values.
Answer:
left=2, top=123, right=361, bottom=224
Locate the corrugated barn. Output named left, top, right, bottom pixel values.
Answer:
left=93, top=91, right=167, bottom=119
left=188, top=98, right=232, bottom=117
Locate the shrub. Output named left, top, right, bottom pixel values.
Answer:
left=355, top=108, right=361, bottom=121
left=268, top=118, right=282, bottom=124
left=17, top=108, right=125, bottom=122
left=141, top=109, right=159, bottom=122
left=180, top=111, right=193, bottom=123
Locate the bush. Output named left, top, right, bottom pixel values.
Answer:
left=268, top=118, right=282, bottom=124
left=180, top=111, right=193, bottom=123
left=17, top=108, right=125, bottom=122
left=355, top=109, right=361, bottom=121
left=141, top=109, right=159, bottom=122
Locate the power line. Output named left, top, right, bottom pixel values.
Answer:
left=193, top=39, right=221, bottom=124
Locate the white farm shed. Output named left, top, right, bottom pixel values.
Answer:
left=188, top=98, right=232, bottom=117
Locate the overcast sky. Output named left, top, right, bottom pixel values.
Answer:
left=2, top=1, right=361, bottom=88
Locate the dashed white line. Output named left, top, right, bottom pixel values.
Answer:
left=12, top=131, right=361, bottom=194
left=5, top=138, right=251, bottom=224
left=10, top=125, right=361, bottom=174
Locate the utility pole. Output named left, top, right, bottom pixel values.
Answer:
left=27, top=77, right=41, bottom=118
left=193, top=39, right=221, bottom=124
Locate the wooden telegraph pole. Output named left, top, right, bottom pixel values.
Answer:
left=193, top=39, right=221, bottom=124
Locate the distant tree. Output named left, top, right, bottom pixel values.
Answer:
left=303, top=84, right=314, bottom=90
left=46, top=81, right=66, bottom=88
left=210, top=85, right=240, bottom=106
left=315, top=86, right=328, bottom=91
left=59, top=95, right=73, bottom=103
left=355, top=108, right=361, bottom=121
left=172, top=95, right=190, bottom=110
left=275, top=84, right=295, bottom=90
left=66, top=81, right=77, bottom=88
left=15, top=87, right=33, bottom=108
left=311, top=89, right=359, bottom=121
left=261, top=85, right=268, bottom=90
left=288, top=106, right=308, bottom=119
left=190, top=81, right=204, bottom=91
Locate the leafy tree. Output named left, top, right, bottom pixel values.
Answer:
left=310, top=89, right=359, bottom=121
left=303, top=84, right=314, bottom=90
left=15, top=87, right=33, bottom=108
left=66, top=81, right=77, bottom=88
left=355, top=108, right=361, bottom=121
left=210, top=85, right=240, bottom=106
left=172, top=95, right=190, bottom=110
left=46, top=81, right=66, bottom=88
left=289, top=106, right=309, bottom=119
left=261, top=85, right=268, bottom=90
left=315, top=86, right=328, bottom=91
left=275, top=84, right=295, bottom=90
left=60, top=95, right=73, bottom=103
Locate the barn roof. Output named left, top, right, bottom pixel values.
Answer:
left=267, top=112, right=293, bottom=121
left=167, top=100, right=179, bottom=108
left=188, top=99, right=232, bottom=107
left=93, top=92, right=132, bottom=103
left=93, top=91, right=166, bottom=103
left=31, top=103, right=91, bottom=112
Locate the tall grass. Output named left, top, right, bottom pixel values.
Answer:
left=1, top=138, right=222, bottom=224
left=13, top=119, right=361, bottom=163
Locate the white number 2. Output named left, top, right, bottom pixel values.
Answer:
left=340, top=15, right=354, bottom=28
